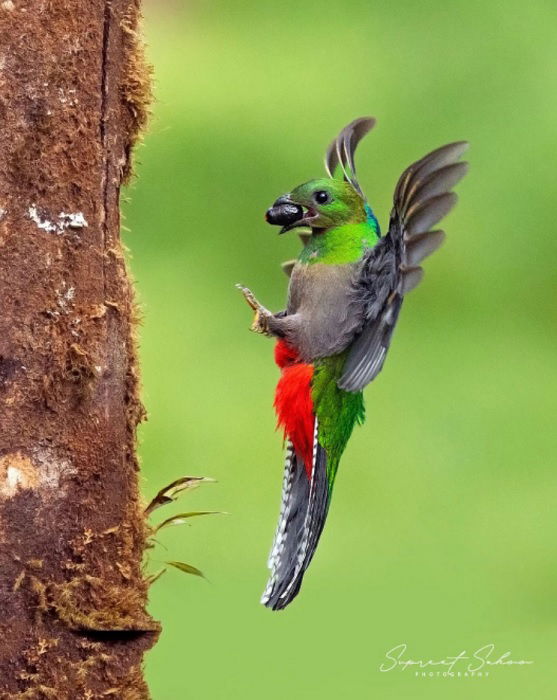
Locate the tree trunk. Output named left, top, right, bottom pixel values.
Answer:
left=0, top=1, right=158, bottom=697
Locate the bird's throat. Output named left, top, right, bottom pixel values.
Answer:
left=298, top=221, right=379, bottom=265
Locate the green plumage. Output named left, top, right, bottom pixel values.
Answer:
left=312, top=352, right=365, bottom=493
left=298, top=222, right=375, bottom=265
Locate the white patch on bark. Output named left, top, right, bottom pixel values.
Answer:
left=28, top=205, right=88, bottom=234
left=0, top=449, right=75, bottom=498
left=28, top=205, right=58, bottom=233
left=57, top=283, right=75, bottom=312
left=59, top=211, right=88, bottom=229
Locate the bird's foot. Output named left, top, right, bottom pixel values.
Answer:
left=236, top=284, right=272, bottom=335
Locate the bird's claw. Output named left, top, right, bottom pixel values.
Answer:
left=236, top=284, right=272, bottom=335
left=250, top=308, right=271, bottom=335
left=236, top=284, right=258, bottom=311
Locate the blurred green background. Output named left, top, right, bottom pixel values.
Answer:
left=126, top=1, right=557, bottom=697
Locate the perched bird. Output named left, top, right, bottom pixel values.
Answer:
left=238, top=118, right=468, bottom=610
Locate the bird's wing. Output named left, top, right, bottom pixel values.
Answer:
left=338, top=141, right=469, bottom=392
left=324, top=116, right=376, bottom=197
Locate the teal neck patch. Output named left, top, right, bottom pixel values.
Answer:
left=364, top=203, right=380, bottom=236
left=298, top=219, right=379, bottom=265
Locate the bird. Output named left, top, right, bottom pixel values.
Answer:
left=238, top=117, right=468, bottom=610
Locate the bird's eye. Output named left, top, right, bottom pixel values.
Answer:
left=313, top=190, right=330, bottom=205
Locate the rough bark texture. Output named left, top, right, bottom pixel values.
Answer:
left=0, top=1, right=157, bottom=697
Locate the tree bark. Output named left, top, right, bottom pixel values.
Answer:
left=0, top=1, right=157, bottom=697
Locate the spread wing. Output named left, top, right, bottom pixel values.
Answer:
left=338, top=141, right=469, bottom=392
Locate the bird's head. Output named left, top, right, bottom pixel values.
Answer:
left=266, top=178, right=367, bottom=233
left=265, top=117, right=378, bottom=235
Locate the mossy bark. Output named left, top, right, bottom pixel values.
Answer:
left=0, top=1, right=157, bottom=697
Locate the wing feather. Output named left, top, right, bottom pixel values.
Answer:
left=338, top=141, right=468, bottom=393
left=324, top=117, right=376, bottom=196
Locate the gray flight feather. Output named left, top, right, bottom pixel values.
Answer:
left=404, top=162, right=468, bottom=217
left=405, top=192, right=458, bottom=236
left=400, top=266, right=424, bottom=294
left=395, top=141, right=469, bottom=209
left=405, top=230, right=446, bottom=266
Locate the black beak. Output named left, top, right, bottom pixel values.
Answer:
left=265, top=195, right=305, bottom=234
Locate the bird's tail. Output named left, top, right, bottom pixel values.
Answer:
left=261, top=423, right=330, bottom=610
left=261, top=340, right=331, bottom=610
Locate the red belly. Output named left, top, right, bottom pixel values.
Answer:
left=273, top=339, right=314, bottom=478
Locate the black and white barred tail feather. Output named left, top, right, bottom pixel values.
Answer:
left=338, top=141, right=469, bottom=392
left=261, top=419, right=330, bottom=610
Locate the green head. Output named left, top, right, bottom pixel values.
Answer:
left=295, top=178, right=368, bottom=229
left=265, top=117, right=380, bottom=238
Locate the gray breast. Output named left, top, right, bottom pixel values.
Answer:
left=286, top=262, right=364, bottom=361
